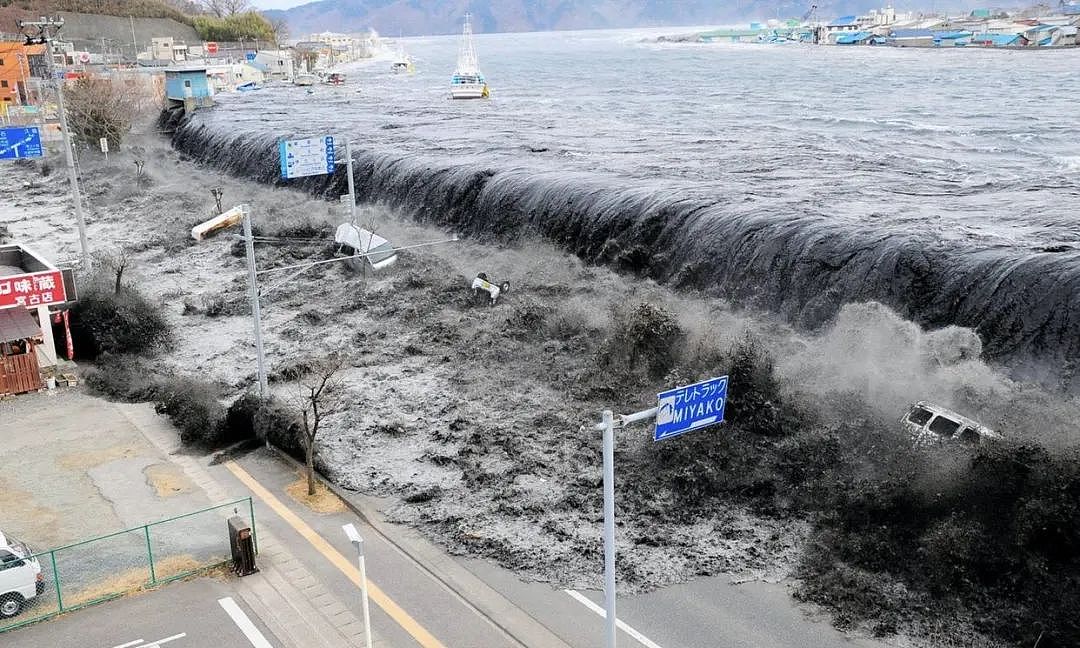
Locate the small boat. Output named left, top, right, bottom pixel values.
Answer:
left=391, top=45, right=415, bottom=74
left=293, top=73, right=316, bottom=86
left=326, top=72, right=346, bottom=85
left=450, top=14, right=489, bottom=99
left=235, top=81, right=261, bottom=92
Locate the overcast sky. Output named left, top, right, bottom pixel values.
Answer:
left=251, top=0, right=310, bottom=10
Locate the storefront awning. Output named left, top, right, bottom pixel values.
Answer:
left=0, top=307, right=41, bottom=343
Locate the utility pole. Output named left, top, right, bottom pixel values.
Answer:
left=241, top=205, right=269, bottom=398
left=17, top=16, right=92, bottom=270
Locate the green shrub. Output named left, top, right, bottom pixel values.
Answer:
left=82, top=353, right=161, bottom=401
left=70, top=278, right=170, bottom=359
left=154, top=378, right=225, bottom=447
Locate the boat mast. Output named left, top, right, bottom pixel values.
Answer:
left=457, top=13, right=479, bottom=72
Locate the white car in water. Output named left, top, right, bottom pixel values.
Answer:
left=901, top=401, right=1001, bottom=447
left=0, top=530, right=44, bottom=618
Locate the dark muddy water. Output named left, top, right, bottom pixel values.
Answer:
left=169, top=29, right=1080, bottom=379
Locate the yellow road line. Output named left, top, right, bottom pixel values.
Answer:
left=224, top=460, right=447, bottom=648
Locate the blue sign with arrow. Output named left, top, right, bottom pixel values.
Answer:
left=0, top=126, right=43, bottom=160
left=654, top=375, right=728, bottom=441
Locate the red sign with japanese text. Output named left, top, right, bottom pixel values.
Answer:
left=0, top=270, right=67, bottom=308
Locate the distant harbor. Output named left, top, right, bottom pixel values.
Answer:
left=659, top=2, right=1080, bottom=49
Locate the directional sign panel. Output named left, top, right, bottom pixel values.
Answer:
left=654, top=375, right=728, bottom=442
left=0, top=126, right=43, bottom=160
left=278, top=136, right=335, bottom=179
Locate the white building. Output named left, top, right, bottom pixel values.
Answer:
left=254, top=50, right=294, bottom=80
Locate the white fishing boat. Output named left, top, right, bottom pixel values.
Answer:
left=450, top=14, right=489, bottom=99
left=391, top=45, right=415, bottom=74
left=293, top=73, right=316, bottom=86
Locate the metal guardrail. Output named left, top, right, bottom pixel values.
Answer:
left=0, top=497, right=255, bottom=633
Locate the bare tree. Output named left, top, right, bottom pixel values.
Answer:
left=64, top=77, right=149, bottom=151
left=294, top=354, right=347, bottom=496
left=110, top=248, right=129, bottom=294
left=268, top=16, right=289, bottom=45
left=199, top=0, right=251, bottom=17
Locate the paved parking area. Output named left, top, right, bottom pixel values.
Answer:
left=6, top=578, right=282, bottom=648
left=0, top=390, right=212, bottom=548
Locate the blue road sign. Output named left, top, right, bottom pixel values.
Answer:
left=245, top=52, right=257, bottom=62
left=278, top=135, right=335, bottom=179
left=0, top=126, right=43, bottom=160
left=654, top=375, right=728, bottom=441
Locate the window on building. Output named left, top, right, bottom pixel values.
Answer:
left=0, top=80, right=7, bottom=88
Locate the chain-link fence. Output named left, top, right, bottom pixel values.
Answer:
left=0, top=497, right=255, bottom=633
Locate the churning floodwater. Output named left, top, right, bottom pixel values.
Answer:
left=168, top=29, right=1080, bottom=379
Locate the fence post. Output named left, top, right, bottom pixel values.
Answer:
left=50, top=550, right=63, bottom=612
left=248, top=496, right=258, bottom=554
left=144, top=525, right=157, bottom=585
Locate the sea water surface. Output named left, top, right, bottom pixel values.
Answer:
left=172, top=30, right=1080, bottom=376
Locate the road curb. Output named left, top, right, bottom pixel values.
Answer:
left=264, top=445, right=574, bottom=648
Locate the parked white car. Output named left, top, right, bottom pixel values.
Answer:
left=0, top=530, right=44, bottom=618
left=901, top=401, right=1001, bottom=447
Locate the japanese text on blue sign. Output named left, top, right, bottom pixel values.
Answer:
left=654, top=375, right=728, bottom=441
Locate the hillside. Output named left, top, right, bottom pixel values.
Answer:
left=265, top=0, right=981, bottom=37
left=0, top=0, right=192, bottom=35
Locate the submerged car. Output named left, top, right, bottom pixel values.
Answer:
left=901, top=401, right=1001, bottom=447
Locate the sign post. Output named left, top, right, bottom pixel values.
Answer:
left=588, top=374, right=728, bottom=648
left=99, top=137, right=108, bottom=161
left=278, top=134, right=357, bottom=225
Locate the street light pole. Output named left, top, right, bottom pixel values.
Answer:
left=19, top=17, right=92, bottom=270
left=241, top=205, right=269, bottom=398
left=342, top=523, right=373, bottom=648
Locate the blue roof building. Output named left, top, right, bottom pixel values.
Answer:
left=829, top=15, right=859, bottom=27
left=835, top=31, right=885, bottom=44
left=164, top=67, right=214, bottom=112
left=932, top=31, right=973, bottom=46
left=971, top=33, right=1026, bottom=46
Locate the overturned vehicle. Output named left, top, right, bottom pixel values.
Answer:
left=901, top=401, right=1001, bottom=447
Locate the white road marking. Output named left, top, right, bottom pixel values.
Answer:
left=218, top=597, right=274, bottom=648
left=110, top=641, right=144, bottom=648
left=145, top=634, right=186, bottom=647
left=564, top=589, right=665, bottom=648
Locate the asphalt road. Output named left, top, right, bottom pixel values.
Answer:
left=461, top=559, right=893, bottom=648
left=210, top=451, right=518, bottom=648
left=5, top=578, right=282, bottom=648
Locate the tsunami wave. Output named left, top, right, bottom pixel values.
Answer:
left=166, top=113, right=1080, bottom=383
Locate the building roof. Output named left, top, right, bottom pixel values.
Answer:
left=829, top=15, right=859, bottom=26
left=891, top=28, right=934, bottom=37
left=0, top=307, right=40, bottom=343
left=1064, top=4, right=1080, bottom=14
left=934, top=31, right=974, bottom=39
left=164, top=67, right=208, bottom=74
left=972, top=33, right=1022, bottom=44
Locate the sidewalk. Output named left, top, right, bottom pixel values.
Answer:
left=121, top=401, right=573, bottom=648
left=119, top=403, right=387, bottom=648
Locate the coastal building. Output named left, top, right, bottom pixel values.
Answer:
left=890, top=29, right=936, bottom=46
left=0, top=41, right=45, bottom=107
left=835, top=31, right=887, bottom=44
left=150, top=37, right=189, bottom=62
left=164, top=67, right=214, bottom=112
left=253, top=50, right=293, bottom=81
left=970, top=33, right=1028, bottom=46
left=933, top=31, right=973, bottom=46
